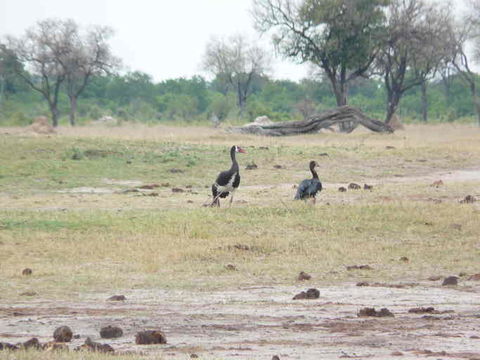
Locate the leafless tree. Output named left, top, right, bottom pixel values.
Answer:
left=6, top=19, right=74, bottom=126
left=203, top=34, right=270, bottom=115
left=61, top=25, right=119, bottom=126
left=377, top=0, right=454, bottom=124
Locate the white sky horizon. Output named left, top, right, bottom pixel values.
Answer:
left=0, top=0, right=471, bottom=83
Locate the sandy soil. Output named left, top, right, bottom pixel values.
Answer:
left=1, top=282, right=479, bottom=359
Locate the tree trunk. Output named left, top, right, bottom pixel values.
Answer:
left=230, top=105, right=393, bottom=136
left=69, top=95, right=77, bottom=126
left=332, top=79, right=354, bottom=133
left=471, top=82, right=480, bottom=127
left=421, top=80, right=428, bottom=122
left=49, top=102, right=59, bottom=127
left=385, top=90, right=401, bottom=124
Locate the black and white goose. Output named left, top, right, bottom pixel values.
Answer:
left=294, top=160, right=322, bottom=204
left=211, top=145, right=246, bottom=207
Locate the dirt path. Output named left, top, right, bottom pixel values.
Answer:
left=1, top=282, right=479, bottom=359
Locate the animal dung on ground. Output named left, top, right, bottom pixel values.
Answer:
left=460, top=195, right=476, bottom=203
left=20, top=291, right=37, bottom=296
left=53, top=326, right=73, bottom=342
left=348, top=183, right=361, bottom=190
left=245, top=162, right=258, bottom=170
left=346, top=264, right=373, bottom=271
left=0, top=342, right=18, bottom=351
left=363, top=184, right=373, bottom=191
left=100, top=325, right=123, bottom=339
left=42, top=341, right=69, bottom=351
left=107, top=294, right=126, bottom=301
left=442, top=276, right=458, bottom=286
left=273, top=164, right=283, bottom=169
left=399, top=256, right=409, bottom=263
left=138, top=184, right=160, bottom=189
left=338, top=186, right=347, bottom=192
left=385, top=145, right=396, bottom=150
left=297, top=271, right=312, bottom=281
left=76, top=337, right=114, bottom=353
left=292, top=288, right=320, bottom=300
left=225, top=264, right=238, bottom=271
left=171, top=187, right=184, bottom=193
left=22, top=268, right=32, bottom=276
left=319, top=152, right=329, bottom=157
left=169, top=168, right=184, bottom=173
left=468, top=273, right=480, bottom=281
left=357, top=307, right=394, bottom=317
left=17, top=337, right=41, bottom=350
left=408, top=307, right=435, bottom=314
left=430, top=180, right=444, bottom=188
left=135, top=330, right=167, bottom=345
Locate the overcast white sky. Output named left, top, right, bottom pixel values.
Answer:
left=0, top=0, right=310, bottom=82
left=0, top=0, right=470, bottom=82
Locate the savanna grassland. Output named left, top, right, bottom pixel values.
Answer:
left=0, top=123, right=479, bottom=360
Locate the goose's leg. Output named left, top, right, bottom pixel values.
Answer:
left=229, top=193, right=234, bottom=207
left=211, top=193, right=222, bottom=207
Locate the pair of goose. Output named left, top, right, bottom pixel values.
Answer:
left=210, top=145, right=322, bottom=207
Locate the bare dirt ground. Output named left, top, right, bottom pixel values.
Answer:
left=1, top=282, right=480, bottom=359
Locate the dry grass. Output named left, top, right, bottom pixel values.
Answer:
left=0, top=123, right=479, bottom=302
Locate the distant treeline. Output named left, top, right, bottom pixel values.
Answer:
left=0, top=70, right=477, bottom=126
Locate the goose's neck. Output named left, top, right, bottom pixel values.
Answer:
left=230, top=148, right=238, bottom=171
left=310, top=165, right=319, bottom=179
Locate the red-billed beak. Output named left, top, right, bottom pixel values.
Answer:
left=237, top=147, right=247, bottom=154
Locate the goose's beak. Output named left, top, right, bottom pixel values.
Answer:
left=237, top=147, right=247, bottom=154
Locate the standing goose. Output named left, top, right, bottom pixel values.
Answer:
left=211, top=145, right=246, bottom=207
left=294, top=160, right=322, bottom=203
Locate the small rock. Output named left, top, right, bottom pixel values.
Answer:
left=442, top=276, right=458, bottom=286
left=43, top=341, right=69, bottom=352
left=292, top=288, right=320, bottom=300
left=187, top=200, right=194, bottom=204
left=430, top=180, right=444, bottom=187
left=399, top=256, right=409, bottom=263
left=138, top=184, right=160, bottom=189
left=348, top=183, right=361, bottom=190
left=338, top=186, right=347, bottom=192
left=171, top=187, right=184, bottom=193
left=22, top=268, right=32, bottom=276
left=391, top=351, right=403, bottom=356
left=319, top=153, right=329, bottom=157
left=363, top=184, right=373, bottom=191
left=346, top=264, right=373, bottom=270
left=358, top=307, right=394, bottom=317
left=53, top=326, right=73, bottom=342
left=272, top=356, right=280, bottom=360
left=18, top=338, right=41, bottom=350
left=100, top=326, right=123, bottom=339
left=225, top=264, right=237, bottom=271
left=408, top=307, right=435, bottom=314
left=297, top=271, right=312, bottom=281
left=460, top=195, right=476, bottom=204
left=385, top=146, right=396, bottom=150
left=169, top=168, right=184, bottom=173
left=76, top=337, right=114, bottom=353
left=73, top=334, right=81, bottom=339
left=107, top=295, right=126, bottom=301
left=135, top=330, right=167, bottom=345
left=428, top=275, right=442, bottom=281
left=356, top=281, right=370, bottom=287
left=143, top=192, right=159, bottom=197
left=245, top=162, right=258, bottom=170
left=191, top=354, right=199, bottom=359
left=0, top=342, right=18, bottom=351
left=468, top=273, right=480, bottom=281
left=273, top=164, right=283, bottom=169
left=259, top=146, right=269, bottom=150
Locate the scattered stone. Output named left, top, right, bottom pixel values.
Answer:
left=356, top=281, right=370, bottom=287
left=20, top=291, right=37, bottom=296
left=17, top=338, right=41, bottom=350
left=358, top=307, right=394, bottom=317
left=292, top=288, right=320, bottom=300
left=355, top=282, right=416, bottom=289
left=468, top=273, right=480, bottom=281
left=428, top=275, right=442, bottom=281
left=297, top=271, right=312, bottom=281
left=273, top=164, right=283, bottom=169
left=346, top=264, right=373, bottom=270
left=43, top=341, right=69, bottom=351
left=191, top=354, right=199, bottom=358
left=171, top=187, right=184, bottom=193
left=135, top=330, right=167, bottom=345
left=319, top=152, right=329, bottom=157
left=76, top=337, right=114, bottom=353
left=272, top=356, right=281, bottom=360
left=107, top=295, right=126, bottom=301
left=143, top=192, right=159, bottom=197
left=442, top=276, right=458, bottom=286
left=187, top=200, right=194, bottom=204
left=22, top=268, right=32, bottom=276
left=385, top=145, right=396, bottom=150
left=338, top=186, right=347, bottom=192
left=363, top=184, right=373, bottom=191
left=0, top=342, right=18, bottom=351
left=53, top=326, right=73, bottom=342
left=408, top=307, right=435, bottom=314
left=100, top=325, right=123, bottom=339
left=138, top=184, right=160, bottom=189
left=225, top=264, right=237, bottom=271
left=431, top=180, right=444, bottom=188
left=460, top=195, right=476, bottom=204
left=399, top=256, right=409, bottom=263
left=169, top=168, right=184, bottom=174
left=348, top=183, right=361, bottom=190
left=245, top=162, right=258, bottom=170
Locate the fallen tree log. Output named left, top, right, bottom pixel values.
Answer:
left=230, top=106, right=393, bottom=136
